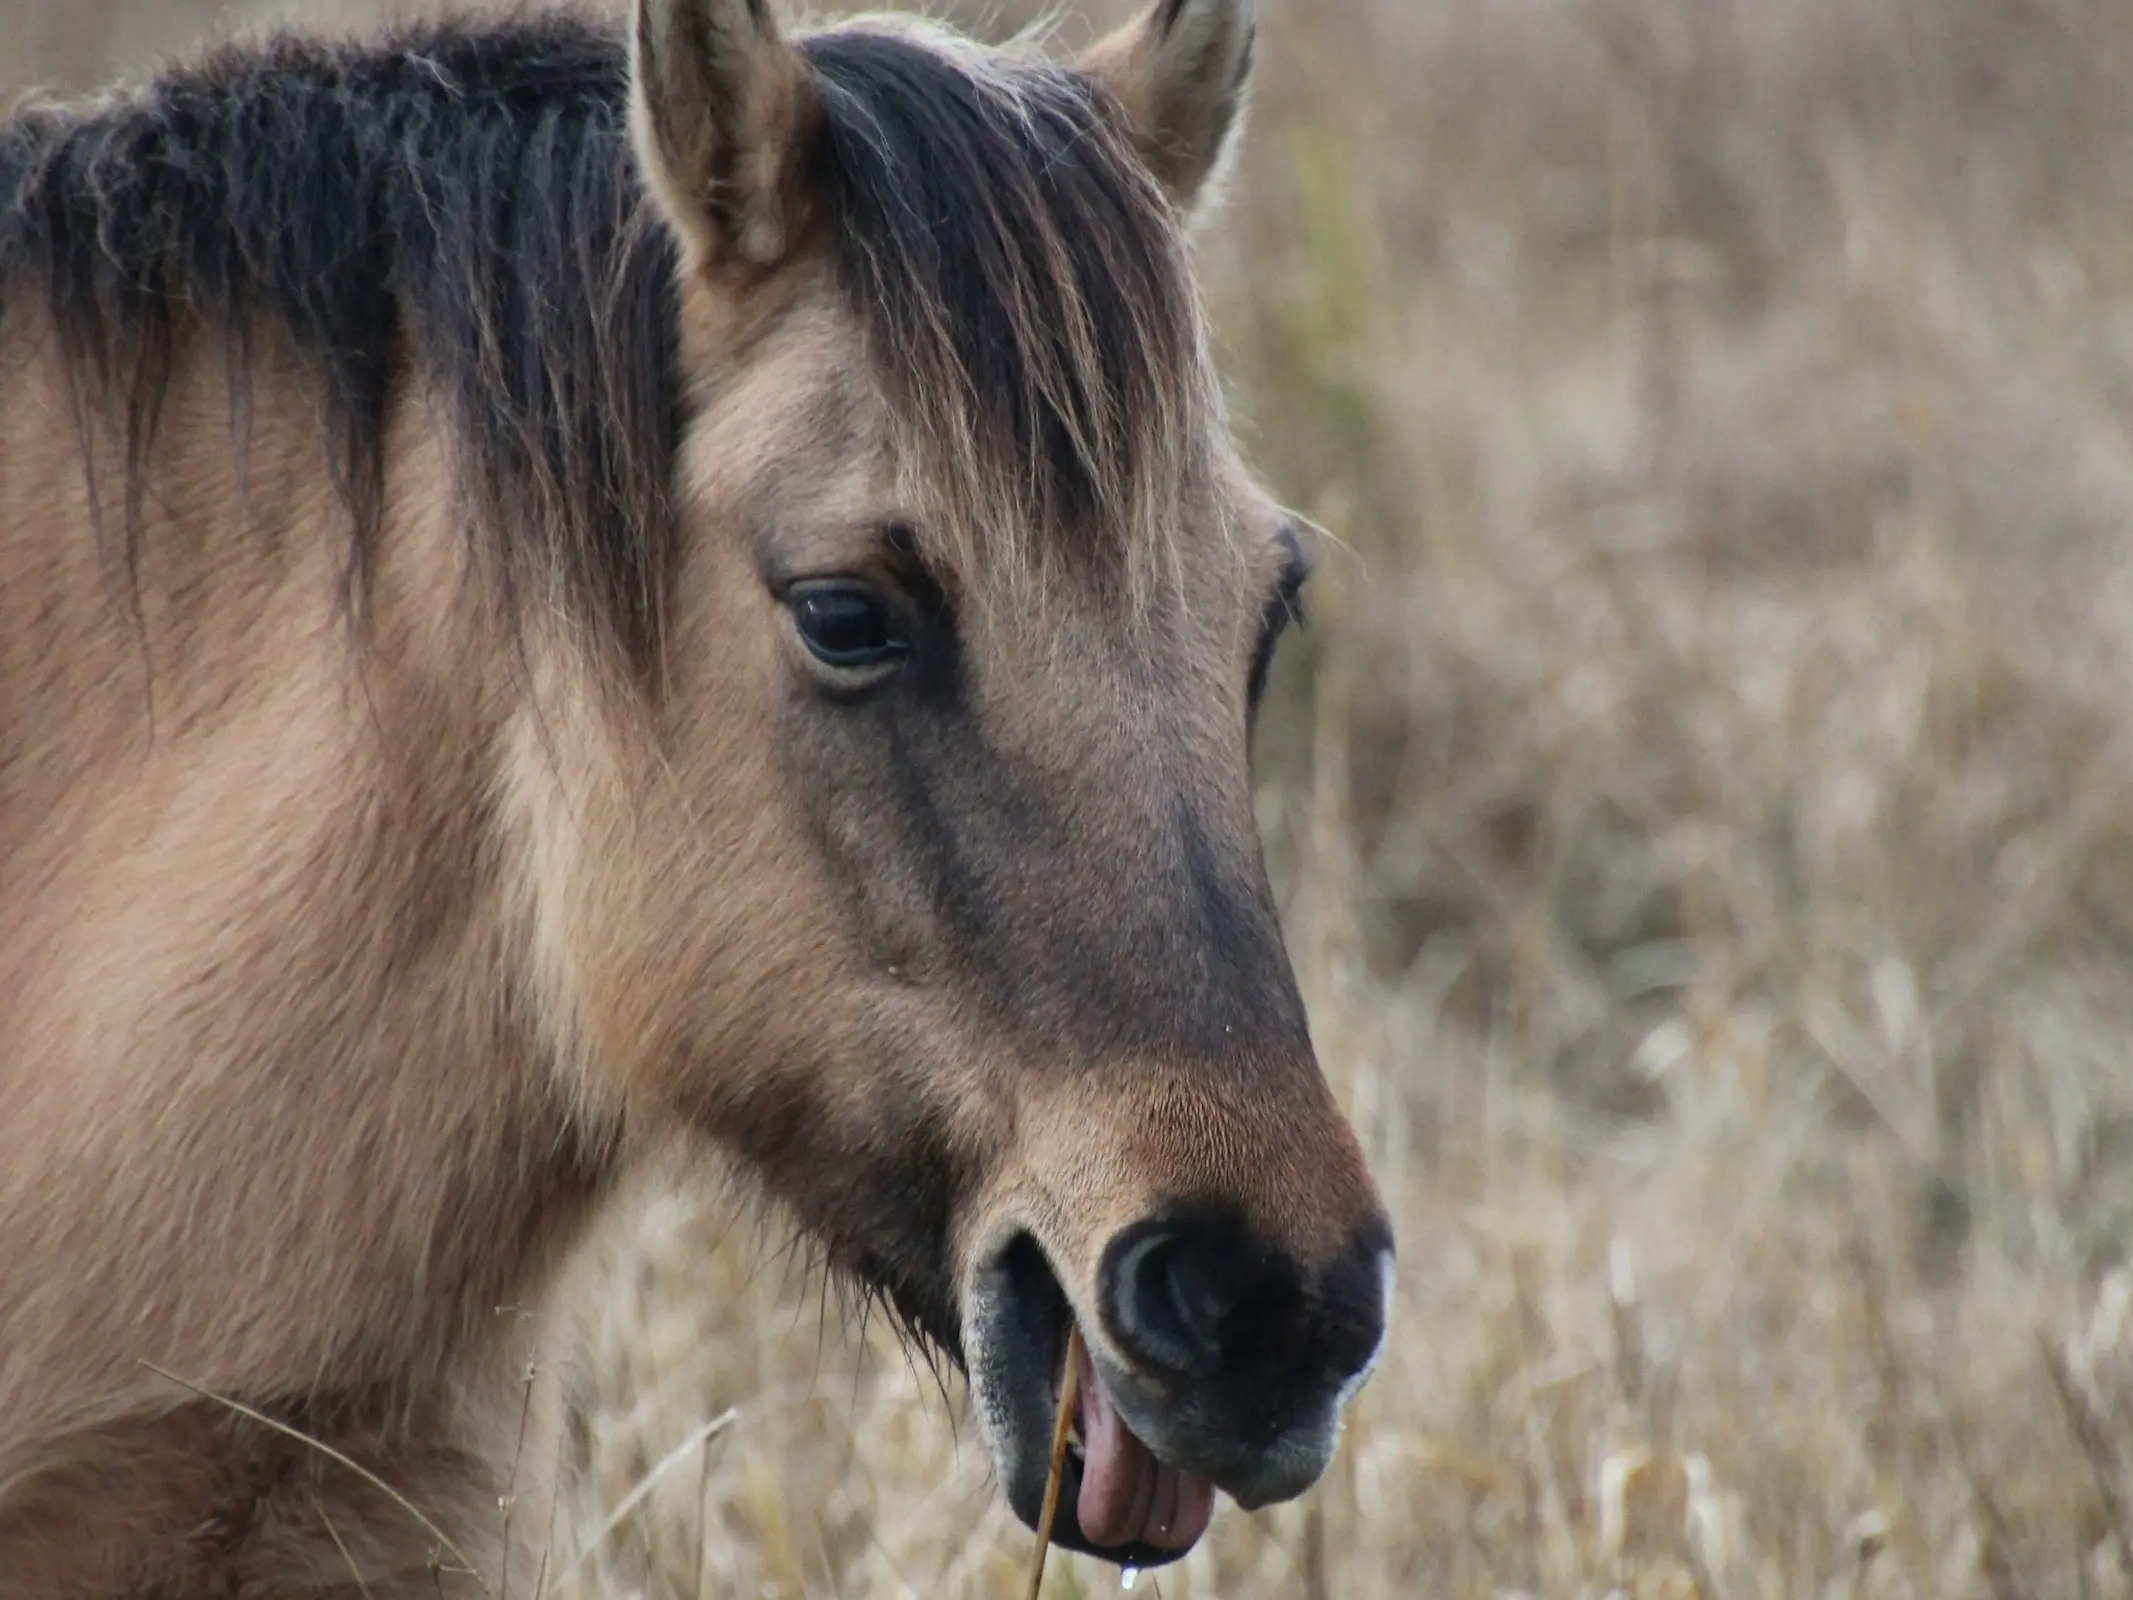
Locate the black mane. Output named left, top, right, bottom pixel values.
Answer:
left=2, top=17, right=673, bottom=658
left=0, top=11, right=1202, bottom=665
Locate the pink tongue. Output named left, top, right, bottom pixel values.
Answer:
left=1073, top=1340, right=1217, bottom=1552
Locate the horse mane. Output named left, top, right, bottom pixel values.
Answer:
left=0, top=9, right=1206, bottom=670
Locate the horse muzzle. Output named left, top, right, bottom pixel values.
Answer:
left=963, top=1209, right=1394, bottom=1567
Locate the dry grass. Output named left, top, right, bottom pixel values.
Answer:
left=14, top=0, right=2133, bottom=1593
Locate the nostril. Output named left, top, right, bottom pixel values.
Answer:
left=1099, top=1215, right=1393, bottom=1386
left=1162, top=1243, right=1230, bottom=1349
left=1106, top=1225, right=1227, bottom=1377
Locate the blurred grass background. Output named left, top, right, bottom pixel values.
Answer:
left=15, top=0, right=2133, bottom=1594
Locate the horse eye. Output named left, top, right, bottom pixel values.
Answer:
left=789, top=582, right=908, bottom=672
left=1248, top=569, right=1310, bottom=709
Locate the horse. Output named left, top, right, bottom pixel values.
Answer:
left=0, top=0, right=1393, bottom=1591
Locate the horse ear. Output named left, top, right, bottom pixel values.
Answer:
left=631, top=0, right=819, bottom=269
left=1080, top=0, right=1256, bottom=215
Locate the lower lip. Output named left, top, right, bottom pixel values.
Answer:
left=1055, top=1332, right=1218, bottom=1554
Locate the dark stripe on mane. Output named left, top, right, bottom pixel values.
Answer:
left=0, top=17, right=674, bottom=661
left=0, top=11, right=1203, bottom=665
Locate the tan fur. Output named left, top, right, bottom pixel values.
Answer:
left=0, top=4, right=1386, bottom=1591
left=0, top=307, right=596, bottom=1594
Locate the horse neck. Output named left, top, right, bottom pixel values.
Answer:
left=0, top=307, right=621, bottom=1428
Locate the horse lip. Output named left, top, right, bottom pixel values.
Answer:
left=965, top=1235, right=1201, bottom=1570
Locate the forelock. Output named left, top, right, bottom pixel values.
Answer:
left=798, top=22, right=1217, bottom=606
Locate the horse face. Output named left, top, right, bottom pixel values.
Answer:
left=537, top=0, right=1396, bottom=1565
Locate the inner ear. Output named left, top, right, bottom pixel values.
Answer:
left=630, top=0, right=822, bottom=269
left=1080, top=0, right=1256, bottom=215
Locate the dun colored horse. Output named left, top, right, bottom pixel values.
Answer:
left=0, top=0, right=1392, bottom=1591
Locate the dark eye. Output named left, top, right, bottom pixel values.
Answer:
left=1247, top=568, right=1309, bottom=709
left=789, top=581, right=909, bottom=673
